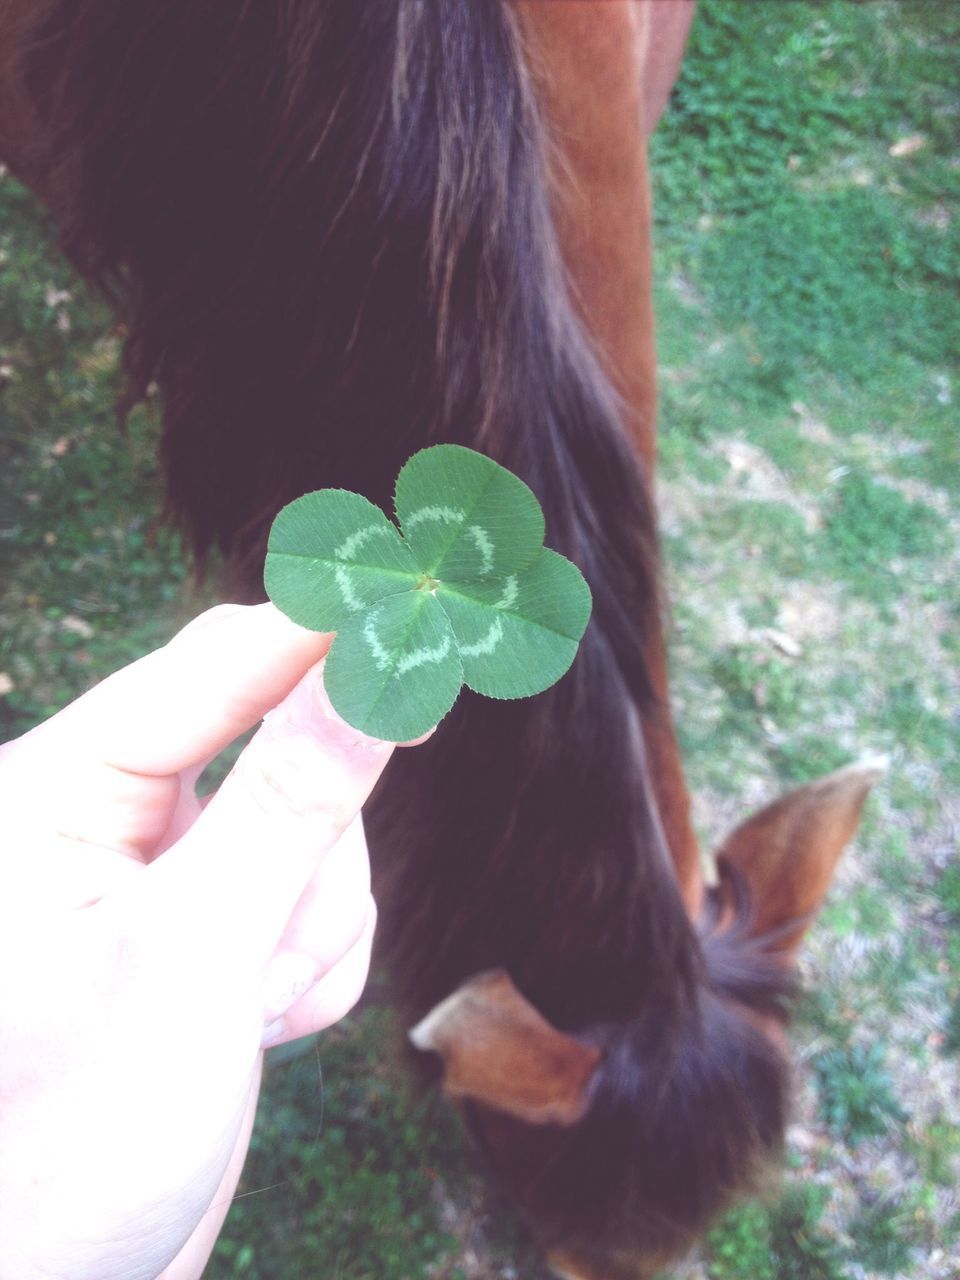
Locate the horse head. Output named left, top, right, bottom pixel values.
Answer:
left=410, top=759, right=884, bottom=1279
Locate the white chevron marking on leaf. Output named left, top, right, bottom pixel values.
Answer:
left=467, top=525, right=495, bottom=574
left=404, top=505, right=465, bottom=529
left=459, top=618, right=504, bottom=658
left=397, top=635, right=453, bottom=675
left=495, top=575, right=519, bottom=609
left=334, top=564, right=364, bottom=612
left=335, top=523, right=395, bottom=562
left=362, top=616, right=393, bottom=672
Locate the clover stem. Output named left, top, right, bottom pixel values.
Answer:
left=414, top=573, right=441, bottom=594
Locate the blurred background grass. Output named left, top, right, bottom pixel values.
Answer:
left=1, top=1, right=958, bottom=1275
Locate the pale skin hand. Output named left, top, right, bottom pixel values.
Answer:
left=0, top=603, right=412, bottom=1280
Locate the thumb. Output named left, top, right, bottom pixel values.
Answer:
left=134, top=662, right=395, bottom=970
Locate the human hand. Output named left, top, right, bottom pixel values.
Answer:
left=0, top=604, right=407, bottom=1280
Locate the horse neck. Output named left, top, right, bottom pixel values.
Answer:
left=519, top=1, right=702, bottom=914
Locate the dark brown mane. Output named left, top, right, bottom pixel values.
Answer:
left=15, top=0, right=789, bottom=1268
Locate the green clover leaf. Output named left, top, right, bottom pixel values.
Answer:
left=264, top=444, right=592, bottom=740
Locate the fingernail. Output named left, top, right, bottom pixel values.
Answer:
left=261, top=1017, right=286, bottom=1048
left=263, top=661, right=392, bottom=760
left=398, top=725, right=438, bottom=747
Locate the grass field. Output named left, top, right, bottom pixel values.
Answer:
left=1, top=2, right=958, bottom=1276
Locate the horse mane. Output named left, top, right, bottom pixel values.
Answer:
left=20, top=0, right=790, bottom=1267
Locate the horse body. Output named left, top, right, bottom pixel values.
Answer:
left=0, top=3, right=879, bottom=1275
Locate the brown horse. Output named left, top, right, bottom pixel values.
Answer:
left=0, top=3, right=882, bottom=1276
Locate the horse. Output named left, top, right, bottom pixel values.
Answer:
left=0, top=3, right=882, bottom=1276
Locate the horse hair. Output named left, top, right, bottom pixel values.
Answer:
left=20, top=0, right=790, bottom=1268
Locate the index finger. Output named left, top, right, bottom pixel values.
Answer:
left=28, top=604, right=333, bottom=778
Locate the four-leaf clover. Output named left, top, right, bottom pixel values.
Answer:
left=264, top=445, right=592, bottom=740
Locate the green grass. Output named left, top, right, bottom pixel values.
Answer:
left=907, top=1116, right=960, bottom=1188
left=812, top=1042, right=907, bottom=1143
left=210, top=1015, right=464, bottom=1279
left=0, top=177, right=203, bottom=741
left=704, top=1201, right=777, bottom=1280
left=845, top=1194, right=923, bottom=1275
left=710, top=644, right=806, bottom=721
left=696, top=187, right=959, bottom=393
left=944, top=999, right=960, bottom=1056
left=818, top=885, right=895, bottom=941
left=653, top=0, right=960, bottom=392
left=819, top=469, right=948, bottom=598
left=936, top=864, right=960, bottom=920
left=3, top=0, right=959, bottom=1276
left=705, top=1184, right=849, bottom=1280
left=699, top=501, right=815, bottom=580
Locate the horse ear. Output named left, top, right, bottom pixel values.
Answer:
left=715, top=758, right=887, bottom=959
left=409, top=970, right=601, bottom=1125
